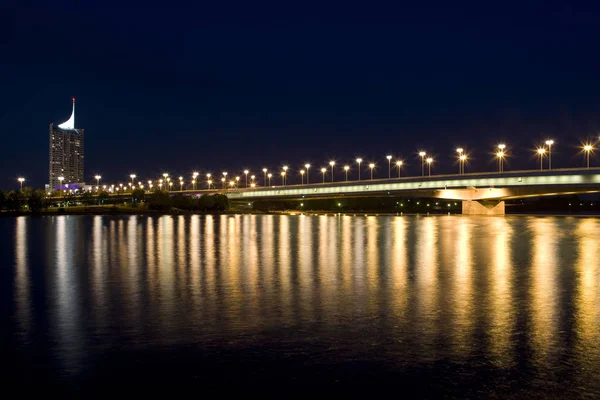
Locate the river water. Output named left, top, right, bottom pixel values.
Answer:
left=1, top=214, right=599, bottom=396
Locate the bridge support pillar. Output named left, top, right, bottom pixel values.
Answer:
left=461, top=200, right=505, bottom=215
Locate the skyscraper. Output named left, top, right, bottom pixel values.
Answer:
left=49, top=98, right=85, bottom=189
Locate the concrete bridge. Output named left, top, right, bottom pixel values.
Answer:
left=216, top=168, right=600, bottom=215
left=66, top=168, right=600, bottom=215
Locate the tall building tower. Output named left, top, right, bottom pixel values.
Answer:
left=49, top=98, right=85, bottom=189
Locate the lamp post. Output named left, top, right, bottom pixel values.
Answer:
left=497, top=144, right=506, bottom=173
left=584, top=145, right=593, bottom=168
left=267, top=173, right=272, bottom=186
left=244, top=170, right=249, bottom=187
left=130, top=174, right=136, bottom=186
left=459, top=155, right=467, bottom=174
left=169, top=181, right=173, bottom=191
left=426, top=157, right=433, bottom=176
left=95, top=175, right=101, bottom=189
left=396, top=161, right=403, bottom=178
left=456, top=148, right=463, bottom=174
left=369, top=163, right=375, bottom=180
left=537, top=148, right=546, bottom=170
left=321, top=168, right=326, bottom=183
left=281, top=171, right=286, bottom=185
left=300, top=169, right=305, bottom=184
left=221, top=177, right=225, bottom=189
left=282, top=166, right=288, bottom=185
left=207, top=180, right=212, bottom=189
left=235, top=176, right=240, bottom=188
left=329, top=161, right=335, bottom=182
left=356, top=158, right=363, bottom=180
left=262, top=168, right=267, bottom=186
left=179, top=178, right=184, bottom=191
left=386, top=155, right=392, bottom=178
left=192, top=172, right=199, bottom=189
left=304, top=164, right=310, bottom=184
left=545, top=140, right=554, bottom=170
left=251, top=175, right=255, bottom=187
left=206, top=174, right=212, bottom=189
left=18, top=177, right=25, bottom=190
left=344, top=165, right=349, bottom=181
left=419, top=152, right=426, bottom=176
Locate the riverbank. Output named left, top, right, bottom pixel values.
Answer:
left=2, top=206, right=600, bottom=218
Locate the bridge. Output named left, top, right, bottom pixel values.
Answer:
left=200, top=168, right=600, bottom=215
left=60, top=168, right=600, bottom=215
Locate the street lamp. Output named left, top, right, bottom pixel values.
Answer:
left=281, top=171, right=286, bottom=185
left=17, top=177, right=25, bottom=190
left=169, top=181, right=173, bottom=190
left=221, top=177, right=226, bottom=188
left=179, top=178, right=184, bottom=191
left=537, top=148, right=546, bottom=170
left=304, top=164, right=311, bottom=184
left=300, top=169, right=305, bottom=184
left=329, top=161, right=335, bottom=182
left=386, top=155, right=392, bottom=178
left=262, top=168, right=267, bottom=185
left=426, top=157, right=433, bottom=176
left=419, top=152, right=426, bottom=176
left=244, top=170, right=249, bottom=187
left=545, top=140, right=554, bottom=170
left=459, top=155, right=467, bottom=174
left=321, top=168, right=326, bottom=183
left=456, top=147, right=464, bottom=175
left=496, top=151, right=505, bottom=173
left=192, top=172, right=199, bottom=189
left=95, top=175, right=101, bottom=189
left=251, top=175, right=255, bottom=186
left=584, top=144, right=593, bottom=168
left=235, top=176, right=240, bottom=188
left=267, top=173, right=272, bottom=186
left=356, top=158, right=363, bottom=180
left=369, top=163, right=375, bottom=180
left=130, top=174, right=136, bottom=186
left=396, top=161, right=403, bottom=178
left=344, top=165, right=349, bottom=181
left=229, top=180, right=235, bottom=188
left=283, top=166, right=288, bottom=185
left=497, top=144, right=506, bottom=173
left=207, top=180, right=212, bottom=189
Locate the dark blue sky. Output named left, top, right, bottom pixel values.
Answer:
left=2, top=1, right=600, bottom=188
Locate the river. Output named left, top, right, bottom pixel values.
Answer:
left=1, top=214, right=599, bottom=396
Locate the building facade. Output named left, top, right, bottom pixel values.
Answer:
left=49, top=98, right=85, bottom=189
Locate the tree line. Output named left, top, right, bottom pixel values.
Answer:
left=0, top=188, right=229, bottom=213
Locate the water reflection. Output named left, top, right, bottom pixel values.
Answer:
left=14, top=217, right=31, bottom=340
left=5, top=215, right=600, bottom=392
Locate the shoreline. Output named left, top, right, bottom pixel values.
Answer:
left=2, top=208, right=600, bottom=218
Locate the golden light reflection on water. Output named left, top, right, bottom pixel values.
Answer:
left=488, top=217, right=514, bottom=367
left=574, top=219, right=600, bottom=370
left=451, top=217, right=474, bottom=355
left=530, top=217, right=560, bottom=361
left=10, top=214, right=600, bottom=383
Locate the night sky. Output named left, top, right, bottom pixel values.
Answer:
left=2, top=1, right=600, bottom=189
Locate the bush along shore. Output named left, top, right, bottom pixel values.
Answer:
left=0, top=189, right=231, bottom=216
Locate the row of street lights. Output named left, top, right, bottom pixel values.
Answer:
left=28, top=140, right=598, bottom=192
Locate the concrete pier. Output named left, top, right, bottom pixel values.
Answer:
left=462, top=200, right=505, bottom=215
